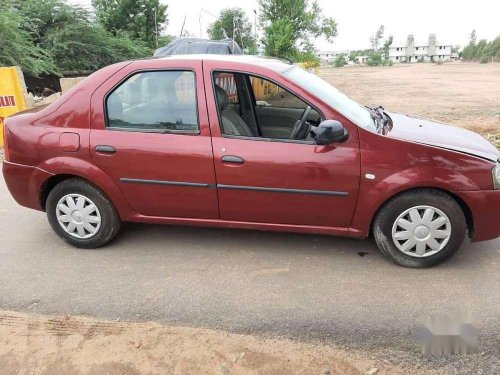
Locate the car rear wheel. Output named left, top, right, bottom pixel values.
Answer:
left=373, top=189, right=466, bottom=268
left=46, top=178, right=121, bottom=248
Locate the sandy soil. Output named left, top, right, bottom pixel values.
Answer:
left=319, top=62, right=500, bottom=135
left=0, top=310, right=444, bottom=375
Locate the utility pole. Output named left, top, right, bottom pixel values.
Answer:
left=154, top=9, right=158, bottom=48
left=199, top=8, right=217, bottom=39
left=180, top=16, right=186, bottom=37
left=232, top=18, right=235, bottom=51
left=254, top=9, right=257, bottom=41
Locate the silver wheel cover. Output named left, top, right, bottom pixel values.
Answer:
left=56, top=194, right=101, bottom=239
left=391, top=205, right=452, bottom=258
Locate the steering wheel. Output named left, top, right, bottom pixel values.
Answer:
left=290, top=105, right=311, bottom=140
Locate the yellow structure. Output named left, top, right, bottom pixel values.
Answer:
left=0, top=67, right=27, bottom=147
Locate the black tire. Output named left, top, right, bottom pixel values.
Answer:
left=373, top=189, right=466, bottom=268
left=46, top=178, right=121, bottom=248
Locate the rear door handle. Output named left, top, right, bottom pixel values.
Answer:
left=95, top=145, right=116, bottom=155
left=221, top=155, right=245, bottom=164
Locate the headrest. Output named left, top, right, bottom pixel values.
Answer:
left=107, top=94, right=123, bottom=119
left=141, top=77, right=158, bottom=101
left=122, top=81, right=140, bottom=105
left=215, top=85, right=228, bottom=111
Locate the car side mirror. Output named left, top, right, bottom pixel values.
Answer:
left=312, top=120, right=349, bottom=145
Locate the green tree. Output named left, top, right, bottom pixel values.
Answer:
left=370, top=25, right=384, bottom=50
left=382, top=35, right=393, bottom=58
left=461, top=35, right=500, bottom=62
left=259, top=0, right=337, bottom=60
left=0, top=0, right=153, bottom=76
left=469, top=29, right=476, bottom=45
left=17, top=0, right=89, bottom=45
left=0, top=1, right=58, bottom=76
left=92, top=0, right=168, bottom=49
left=208, top=8, right=257, bottom=54
left=42, top=23, right=150, bottom=71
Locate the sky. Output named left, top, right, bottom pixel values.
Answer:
left=69, top=0, right=500, bottom=51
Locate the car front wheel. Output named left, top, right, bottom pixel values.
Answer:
left=46, top=178, right=121, bottom=248
left=373, top=189, right=467, bottom=268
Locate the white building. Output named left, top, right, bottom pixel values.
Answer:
left=317, top=50, right=350, bottom=64
left=389, top=34, right=452, bottom=63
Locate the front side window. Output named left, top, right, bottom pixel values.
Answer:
left=250, top=77, right=307, bottom=109
left=106, top=70, right=198, bottom=132
left=213, top=71, right=321, bottom=141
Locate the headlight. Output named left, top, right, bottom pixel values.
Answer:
left=493, top=162, right=500, bottom=189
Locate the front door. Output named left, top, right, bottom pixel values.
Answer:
left=90, top=61, right=219, bottom=219
left=206, top=66, right=360, bottom=228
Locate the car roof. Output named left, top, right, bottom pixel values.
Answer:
left=138, top=54, right=295, bottom=73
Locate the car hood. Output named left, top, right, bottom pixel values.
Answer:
left=386, top=112, right=500, bottom=162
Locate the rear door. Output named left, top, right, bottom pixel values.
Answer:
left=89, top=60, right=219, bottom=219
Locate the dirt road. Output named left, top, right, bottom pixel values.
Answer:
left=319, top=62, right=500, bottom=135
left=1, top=310, right=444, bottom=375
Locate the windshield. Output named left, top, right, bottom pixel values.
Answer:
left=283, top=67, right=376, bottom=132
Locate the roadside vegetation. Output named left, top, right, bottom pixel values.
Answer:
left=207, top=8, right=258, bottom=55
left=334, top=54, right=347, bottom=67
left=0, top=0, right=167, bottom=76
left=461, top=30, right=500, bottom=63
left=332, top=25, right=393, bottom=67
left=0, top=0, right=335, bottom=76
left=259, top=0, right=335, bottom=66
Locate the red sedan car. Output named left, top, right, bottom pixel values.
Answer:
left=2, top=55, right=499, bottom=267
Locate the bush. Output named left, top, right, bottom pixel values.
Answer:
left=0, top=0, right=153, bottom=76
left=461, top=35, right=500, bottom=63
left=0, top=3, right=59, bottom=76
left=366, top=51, right=383, bottom=66
left=333, top=53, right=346, bottom=67
left=295, top=51, right=320, bottom=70
left=42, top=23, right=151, bottom=72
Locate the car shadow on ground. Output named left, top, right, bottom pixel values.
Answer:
left=105, top=222, right=492, bottom=271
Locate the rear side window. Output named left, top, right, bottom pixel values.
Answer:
left=106, top=70, right=199, bottom=132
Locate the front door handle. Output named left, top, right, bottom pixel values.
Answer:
left=95, top=145, right=116, bottom=155
left=221, top=155, right=245, bottom=164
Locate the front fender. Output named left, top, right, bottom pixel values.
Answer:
left=37, top=156, right=136, bottom=218
left=349, top=166, right=480, bottom=237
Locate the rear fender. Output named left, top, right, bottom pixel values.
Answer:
left=37, top=156, right=135, bottom=218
